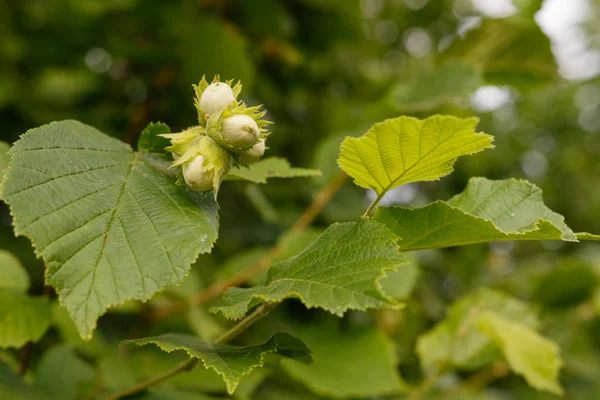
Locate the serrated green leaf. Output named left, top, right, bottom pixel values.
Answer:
left=137, top=122, right=171, bottom=155
left=444, top=18, right=558, bottom=90
left=392, top=61, right=482, bottom=112
left=0, top=250, right=29, bottom=292
left=376, top=177, right=599, bottom=251
left=122, top=332, right=312, bottom=394
left=281, top=325, right=407, bottom=398
left=477, top=312, right=564, bottom=395
left=416, top=288, right=539, bottom=370
left=0, top=362, right=48, bottom=400
left=34, top=345, right=95, bottom=400
left=338, top=115, right=493, bottom=196
left=0, top=291, right=51, bottom=348
left=2, top=120, right=220, bottom=340
left=211, top=219, right=406, bottom=320
left=226, top=157, right=321, bottom=184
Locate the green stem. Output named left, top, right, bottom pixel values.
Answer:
left=363, top=191, right=386, bottom=217
left=102, top=302, right=278, bottom=400
left=214, top=302, right=277, bottom=344
left=102, top=359, right=198, bottom=400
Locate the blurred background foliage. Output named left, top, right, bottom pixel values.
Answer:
left=2, top=0, right=600, bottom=399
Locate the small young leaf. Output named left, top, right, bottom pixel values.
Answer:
left=226, top=157, right=321, bottom=184
left=211, top=219, right=406, bottom=320
left=338, top=115, right=493, bottom=196
left=477, top=312, right=564, bottom=395
left=122, top=332, right=312, bottom=394
left=34, top=345, right=95, bottom=400
left=0, top=251, right=30, bottom=293
left=416, top=288, right=539, bottom=370
left=137, top=122, right=171, bottom=155
left=2, top=120, right=220, bottom=340
left=376, top=177, right=599, bottom=251
left=281, top=325, right=407, bottom=398
left=0, top=291, right=52, bottom=348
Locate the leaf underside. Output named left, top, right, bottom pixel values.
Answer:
left=226, top=157, right=321, bottom=184
left=122, top=332, right=311, bottom=394
left=376, top=177, right=599, bottom=251
left=211, top=219, right=406, bottom=320
left=2, top=120, right=220, bottom=339
left=337, top=115, right=494, bottom=195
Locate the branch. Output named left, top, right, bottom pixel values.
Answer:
left=103, top=303, right=277, bottom=400
left=146, top=172, right=347, bottom=322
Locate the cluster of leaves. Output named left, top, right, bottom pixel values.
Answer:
left=3, top=1, right=600, bottom=400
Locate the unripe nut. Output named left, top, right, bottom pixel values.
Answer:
left=222, top=114, right=260, bottom=149
left=238, top=139, right=266, bottom=165
left=199, top=82, right=235, bottom=117
left=183, top=155, right=214, bottom=191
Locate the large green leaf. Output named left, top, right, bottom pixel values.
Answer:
left=2, top=120, right=220, bottom=339
left=416, top=288, right=539, bottom=370
left=281, top=325, right=407, bottom=398
left=34, top=345, right=95, bottom=400
left=122, top=332, right=311, bottom=394
left=211, top=219, right=406, bottom=320
left=226, top=157, right=321, bottom=184
left=444, top=18, right=558, bottom=90
left=338, top=115, right=493, bottom=196
left=477, top=312, right=564, bottom=395
left=376, top=178, right=599, bottom=251
left=0, top=250, right=29, bottom=292
left=0, top=291, right=52, bottom=348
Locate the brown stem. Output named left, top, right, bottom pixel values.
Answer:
left=145, top=172, right=347, bottom=322
left=18, top=342, right=33, bottom=376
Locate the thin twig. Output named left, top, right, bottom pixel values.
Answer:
left=103, top=303, right=277, bottom=400
left=102, top=358, right=198, bottom=400
left=18, top=342, right=33, bottom=376
left=363, top=190, right=385, bottom=217
left=146, top=172, right=347, bottom=322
